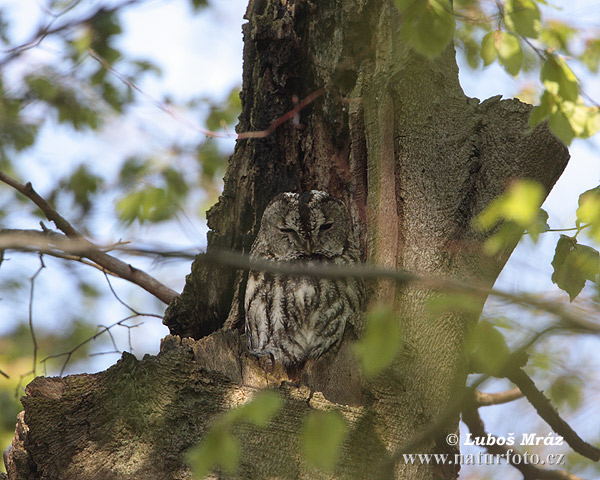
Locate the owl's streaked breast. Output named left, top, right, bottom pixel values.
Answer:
left=243, top=191, right=364, bottom=366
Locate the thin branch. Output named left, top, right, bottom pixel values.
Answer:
left=103, top=271, right=162, bottom=319
left=0, top=228, right=195, bottom=262
left=0, top=0, right=143, bottom=67
left=506, top=368, right=600, bottom=461
left=0, top=369, right=9, bottom=379
left=474, top=387, right=523, bottom=407
left=0, top=172, right=178, bottom=304
left=89, top=49, right=326, bottom=141
left=462, top=404, right=584, bottom=480
left=201, top=249, right=600, bottom=334
left=28, top=255, right=45, bottom=377
left=40, top=313, right=144, bottom=375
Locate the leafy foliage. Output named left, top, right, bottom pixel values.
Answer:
left=475, top=179, right=548, bottom=254
left=551, top=235, right=599, bottom=301
left=353, top=306, right=402, bottom=377
left=187, top=390, right=282, bottom=478
left=466, top=320, right=512, bottom=375
left=301, top=411, right=347, bottom=472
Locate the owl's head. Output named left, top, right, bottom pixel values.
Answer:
left=257, top=191, right=351, bottom=260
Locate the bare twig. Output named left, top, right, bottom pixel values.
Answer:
left=462, top=404, right=584, bottom=480
left=506, top=368, right=600, bottom=461
left=103, top=271, right=161, bottom=319
left=474, top=387, right=523, bottom=407
left=0, top=369, right=9, bottom=379
left=40, top=313, right=144, bottom=375
left=28, top=255, right=45, bottom=376
left=0, top=172, right=178, bottom=304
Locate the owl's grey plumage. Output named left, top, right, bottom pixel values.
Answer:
left=244, top=191, right=364, bottom=366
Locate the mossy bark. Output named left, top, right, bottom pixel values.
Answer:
left=5, top=0, right=569, bottom=479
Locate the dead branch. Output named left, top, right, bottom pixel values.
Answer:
left=0, top=172, right=178, bottom=304
left=506, top=368, right=600, bottom=461
left=462, top=404, right=584, bottom=480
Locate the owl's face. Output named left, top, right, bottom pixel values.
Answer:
left=256, top=191, right=351, bottom=260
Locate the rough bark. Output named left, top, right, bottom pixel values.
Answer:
left=5, top=0, right=569, bottom=479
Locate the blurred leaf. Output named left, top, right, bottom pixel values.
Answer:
left=397, top=0, right=455, bottom=58
left=541, top=55, right=578, bottom=102
left=495, top=32, right=523, bottom=76
left=187, top=428, right=240, bottom=479
left=547, top=375, right=583, bottom=411
left=480, top=32, right=496, bottom=66
left=197, top=140, right=226, bottom=181
left=301, top=411, right=347, bottom=472
left=540, top=20, right=576, bottom=53
left=466, top=320, right=511, bottom=375
left=118, top=157, right=149, bottom=187
left=504, top=0, right=541, bottom=39
left=476, top=179, right=544, bottom=231
left=63, top=164, right=103, bottom=212
left=581, top=38, right=600, bottom=73
left=427, top=293, right=483, bottom=316
left=551, top=235, right=599, bottom=301
left=527, top=208, right=550, bottom=241
left=225, top=390, right=282, bottom=427
left=116, top=187, right=172, bottom=224
left=205, top=87, right=241, bottom=131
left=353, top=306, right=402, bottom=377
left=190, top=0, right=209, bottom=11
left=577, top=186, right=600, bottom=241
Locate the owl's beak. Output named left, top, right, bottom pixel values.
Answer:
left=305, top=238, right=313, bottom=256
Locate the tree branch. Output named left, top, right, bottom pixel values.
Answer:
left=474, top=387, right=523, bottom=407
left=0, top=173, right=178, bottom=304
left=462, top=404, right=584, bottom=480
left=0, top=0, right=143, bottom=67
left=506, top=368, right=600, bottom=461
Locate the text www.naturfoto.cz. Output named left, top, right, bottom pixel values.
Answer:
left=402, top=451, right=566, bottom=466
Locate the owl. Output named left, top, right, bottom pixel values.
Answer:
left=244, top=191, right=364, bottom=366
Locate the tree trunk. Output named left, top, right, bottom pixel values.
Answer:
left=4, top=0, right=568, bottom=479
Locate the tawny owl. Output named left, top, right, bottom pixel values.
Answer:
left=244, top=191, right=364, bottom=366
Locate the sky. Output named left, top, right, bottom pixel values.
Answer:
left=1, top=1, right=600, bottom=477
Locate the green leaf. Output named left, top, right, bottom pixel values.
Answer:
left=504, top=0, right=541, bottom=38
left=426, top=293, right=483, bottom=316
left=353, top=306, right=402, bottom=377
left=541, top=55, right=578, bottom=102
left=551, top=235, right=600, bottom=301
left=64, top=164, right=103, bottom=211
left=466, top=320, right=511, bottom=375
left=191, top=0, right=209, bottom=11
left=301, top=411, right=347, bottom=472
left=480, top=32, right=496, bottom=66
left=577, top=186, right=600, bottom=241
left=549, top=106, right=575, bottom=144
left=495, top=32, right=523, bottom=76
left=540, top=20, right=576, bottom=52
left=187, top=428, right=240, bottom=479
left=547, top=376, right=583, bottom=411
left=581, top=38, right=600, bottom=73
left=399, top=0, right=455, bottom=58
left=527, top=208, right=550, bottom=242
left=225, top=390, right=282, bottom=427
left=476, top=179, right=545, bottom=230
left=530, top=90, right=553, bottom=127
